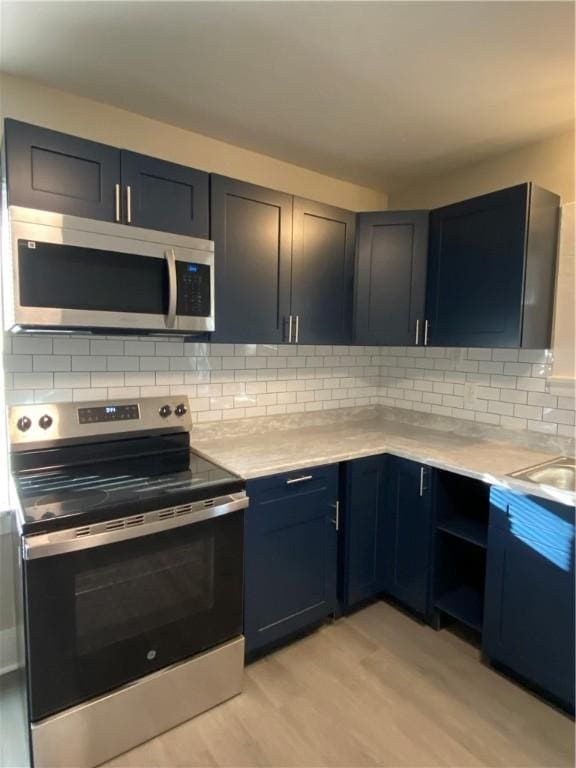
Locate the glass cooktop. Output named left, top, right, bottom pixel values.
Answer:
left=13, top=451, right=244, bottom=535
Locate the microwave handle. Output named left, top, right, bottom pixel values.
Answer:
left=165, top=249, right=177, bottom=328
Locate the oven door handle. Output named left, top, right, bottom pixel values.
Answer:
left=22, top=494, right=248, bottom=560
left=165, top=248, right=177, bottom=329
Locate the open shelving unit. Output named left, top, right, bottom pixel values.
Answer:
left=433, top=471, right=490, bottom=633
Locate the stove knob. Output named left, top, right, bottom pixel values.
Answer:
left=175, top=403, right=188, bottom=417
left=16, top=416, right=32, bottom=432
left=159, top=404, right=172, bottom=418
left=39, top=414, right=53, bottom=430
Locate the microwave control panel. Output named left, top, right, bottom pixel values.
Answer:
left=176, top=262, right=211, bottom=317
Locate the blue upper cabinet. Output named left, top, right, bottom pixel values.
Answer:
left=381, top=456, right=434, bottom=616
left=4, top=119, right=120, bottom=221
left=354, top=211, right=429, bottom=345
left=3, top=120, right=210, bottom=237
left=483, top=488, right=575, bottom=711
left=426, top=183, right=559, bottom=348
left=291, top=198, right=356, bottom=345
left=244, top=466, right=338, bottom=655
left=210, top=175, right=292, bottom=344
left=120, top=151, right=209, bottom=238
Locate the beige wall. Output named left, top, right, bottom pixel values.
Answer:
left=389, top=129, right=575, bottom=209
left=0, top=73, right=388, bottom=212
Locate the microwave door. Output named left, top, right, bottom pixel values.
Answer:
left=13, top=238, right=170, bottom=331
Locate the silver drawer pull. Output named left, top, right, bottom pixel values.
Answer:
left=286, top=475, right=313, bottom=485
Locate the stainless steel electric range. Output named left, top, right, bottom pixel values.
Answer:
left=8, top=397, right=248, bottom=768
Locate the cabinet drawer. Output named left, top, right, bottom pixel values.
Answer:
left=248, top=465, right=339, bottom=504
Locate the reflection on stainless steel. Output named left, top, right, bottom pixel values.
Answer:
left=9, top=396, right=192, bottom=447
left=23, top=492, right=248, bottom=560
left=510, top=457, right=576, bottom=492
left=3, top=205, right=215, bottom=333
left=31, top=637, right=244, bottom=768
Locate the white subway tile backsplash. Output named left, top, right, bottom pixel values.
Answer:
left=54, top=373, right=90, bottom=388
left=91, top=372, right=124, bottom=388
left=124, top=340, right=155, bottom=356
left=3, top=338, right=574, bottom=437
left=500, top=390, right=528, bottom=405
left=107, top=356, right=139, bottom=371
left=90, top=340, right=124, bottom=356
left=72, top=356, right=107, bottom=372
left=12, top=337, right=53, bottom=354
left=514, top=404, right=543, bottom=420
left=14, top=372, right=53, bottom=389
left=492, top=349, right=519, bottom=362
left=516, top=376, right=546, bottom=393
left=4, top=355, right=32, bottom=372
left=139, top=357, right=170, bottom=371
left=53, top=338, right=90, bottom=355
left=33, top=355, right=71, bottom=372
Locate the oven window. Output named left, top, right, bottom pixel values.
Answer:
left=75, top=538, right=215, bottom=655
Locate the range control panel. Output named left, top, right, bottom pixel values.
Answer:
left=9, top=397, right=191, bottom=449
left=79, top=404, right=140, bottom=424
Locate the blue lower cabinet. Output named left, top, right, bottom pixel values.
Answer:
left=339, top=456, right=386, bottom=610
left=381, top=456, right=434, bottom=616
left=244, top=466, right=339, bottom=655
left=483, top=488, right=575, bottom=711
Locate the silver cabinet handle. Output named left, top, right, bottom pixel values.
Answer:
left=295, top=314, right=300, bottom=343
left=165, top=248, right=177, bottom=328
left=287, top=315, right=293, bottom=344
left=424, top=319, right=430, bottom=346
left=126, top=185, right=132, bottom=224
left=331, top=500, right=340, bottom=531
left=114, top=183, right=121, bottom=222
left=415, top=319, right=420, bottom=345
left=419, top=466, right=427, bottom=496
left=286, top=474, right=313, bottom=485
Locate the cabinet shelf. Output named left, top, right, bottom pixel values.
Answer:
left=437, top=516, right=487, bottom=548
left=435, top=586, right=483, bottom=632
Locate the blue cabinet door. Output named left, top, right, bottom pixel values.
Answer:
left=291, top=198, right=356, bottom=344
left=244, top=466, right=338, bottom=654
left=426, top=183, right=559, bottom=348
left=340, top=456, right=386, bottom=610
left=210, top=175, right=292, bottom=344
left=4, top=119, right=120, bottom=221
left=354, top=211, right=429, bottom=345
left=381, top=456, right=433, bottom=615
left=484, top=489, right=575, bottom=710
left=120, top=151, right=209, bottom=237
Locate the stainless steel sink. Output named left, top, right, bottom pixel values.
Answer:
left=510, top=457, right=576, bottom=492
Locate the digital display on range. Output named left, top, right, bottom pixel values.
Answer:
left=78, top=404, right=140, bottom=424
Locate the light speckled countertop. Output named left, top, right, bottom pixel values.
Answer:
left=191, top=406, right=575, bottom=505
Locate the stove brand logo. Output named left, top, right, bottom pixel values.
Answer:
left=146, top=649, right=157, bottom=661
left=27, top=241, right=36, bottom=249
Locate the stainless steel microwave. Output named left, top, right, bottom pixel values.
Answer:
left=2, top=206, right=215, bottom=334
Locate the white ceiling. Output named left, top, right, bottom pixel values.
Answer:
left=0, top=1, right=574, bottom=190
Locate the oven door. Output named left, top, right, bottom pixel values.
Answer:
left=23, top=497, right=244, bottom=722
left=5, top=207, right=214, bottom=333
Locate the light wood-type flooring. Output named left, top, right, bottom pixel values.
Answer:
left=100, top=601, right=574, bottom=768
